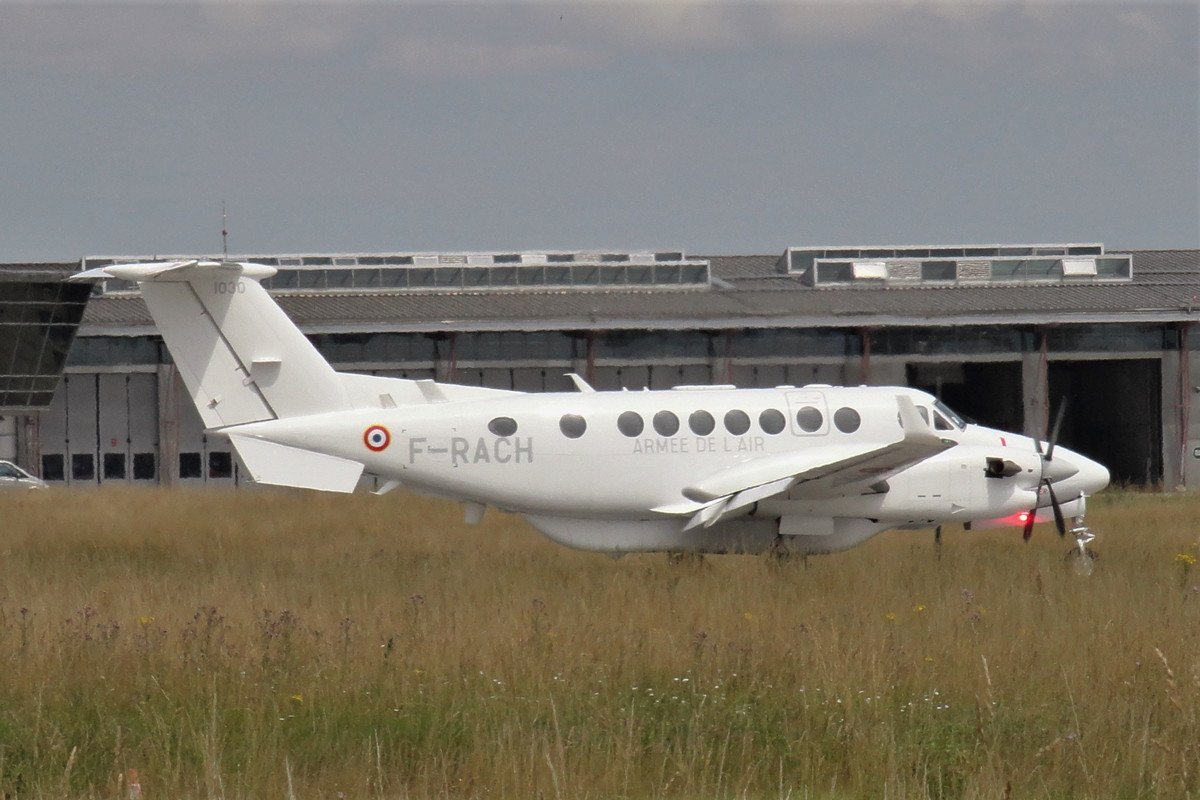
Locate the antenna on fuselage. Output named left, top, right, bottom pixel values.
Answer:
left=221, top=201, right=229, bottom=260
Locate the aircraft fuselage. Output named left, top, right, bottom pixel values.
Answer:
left=227, top=384, right=1108, bottom=553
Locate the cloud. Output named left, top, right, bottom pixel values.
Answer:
left=374, top=34, right=593, bottom=78
left=0, top=2, right=1192, bottom=78
left=0, top=4, right=357, bottom=74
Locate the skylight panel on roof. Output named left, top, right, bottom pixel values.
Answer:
left=780, top=244, right=1129, bottom=287
left=82, top=250, right=709, bottom=297
left=851, top=260, right=887, bottom=280
left=1062, top=257, right=1098, bottom=276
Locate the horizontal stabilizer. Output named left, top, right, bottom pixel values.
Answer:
left=72, top=260, right=277, bottom=282
left=228, top=434, right=364, bottom=493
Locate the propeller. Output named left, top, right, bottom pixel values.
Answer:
left=1022, top=398, right=1070, bottom=541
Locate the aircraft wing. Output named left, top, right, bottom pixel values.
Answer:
left=652, top=395, right=955, bottom=530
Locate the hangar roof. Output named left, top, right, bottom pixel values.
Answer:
left=21, top=248, right=1200, bottom=335
left=0, top=264, right=91, bottom=410
left=0, top=263, right=77, bottom=282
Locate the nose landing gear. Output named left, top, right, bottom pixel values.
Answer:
left=1065, top=494, right=1098, bottom=576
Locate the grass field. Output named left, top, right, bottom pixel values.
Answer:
left=0, top=488, right=1196, bottom=799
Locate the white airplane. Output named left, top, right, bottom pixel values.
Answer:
left=73, top=260, right=1110, bottom=556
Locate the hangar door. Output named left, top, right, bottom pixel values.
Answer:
left=1048, top=359, right=1161, bottom=486
left=175, top=388, right=238, bottom=487
left=39, top=373, right=159, bottom=485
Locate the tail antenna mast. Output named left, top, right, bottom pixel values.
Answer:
left=221, top=201, right=229, bottom=260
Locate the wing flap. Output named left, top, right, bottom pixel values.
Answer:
left=683, top=444, right=884, bottom=502
left=682, top=476, right=797, bottom=530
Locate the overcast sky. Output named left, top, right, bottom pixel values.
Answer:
left=1, top=1, right=1196, bottom=261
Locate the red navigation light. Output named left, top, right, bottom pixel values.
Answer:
left=1017, top=511, right=1030, bottom=524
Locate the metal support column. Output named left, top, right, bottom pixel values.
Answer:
left=157, top=364, right=180, bottom=486
left=1021, top=328, right=1049, bottom=439
left=710, top=330, right=733, bottom=385
left=858, top=328, right=873, bottom=385
left=1174, top=322, right=1194, bottom=489
left=434, top=333, right=457, bottom=383
left=15, top=414, right=39, bottom=474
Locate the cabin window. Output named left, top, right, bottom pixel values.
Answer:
left=759, top=408, right=786, bottom=435
left=724, top=409, right=751, bottom=435
left=833, top=407, right=861, bottom=433
left=653, top=410, right=680, bottom=436
left=796, top=406, right=824, bottom=433
left=559, top=414, right=587, bottom=439
left=933, top=400, right=966, bottom=430
left=689, top=410, right=715, bottom=435
left=934, top=413, right=954, bottom=432
left=488, top=417, right=518, bottom=437
left=617, top=411, right=644, bottom=437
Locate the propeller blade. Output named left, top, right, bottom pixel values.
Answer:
left=1046, top=480, right=1066, bottom=536
left=1046, top=397, right=1068, bottom=462
left=1022, top=509, right=1035, bottom=541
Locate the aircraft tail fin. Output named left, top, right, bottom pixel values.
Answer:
left=73, top=260, right=349, bottom=429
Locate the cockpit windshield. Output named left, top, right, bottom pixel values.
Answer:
left=933, top=400, right=967, bottom=430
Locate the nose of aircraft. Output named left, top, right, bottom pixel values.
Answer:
left=1051, top=448, right=1111, bottom=496
left=1076, top=453, right=1111, bottom=494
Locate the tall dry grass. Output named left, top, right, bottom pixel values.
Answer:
left=0, top=488, right=1196, bottom=798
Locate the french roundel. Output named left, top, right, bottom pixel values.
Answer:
left=363, top=425, right=391, bottom=452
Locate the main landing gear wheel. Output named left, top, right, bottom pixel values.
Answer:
left=766, top=535, right=809, bottom=566
left=667, top=551, right=705, bottom=567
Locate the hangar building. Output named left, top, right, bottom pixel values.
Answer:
left=1, top=242, right=1198, bottom=489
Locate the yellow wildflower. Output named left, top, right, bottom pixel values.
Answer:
left=885, top=612, right=898, bottom=622
left=742, top=612, right=755, bottom=621
left=912, top=604, right=927, bottom=613
left=290, top=693, right=304, bottom=704
left=1175, top=553, right=1197, bottom=567
left=138, top=615, right=155, bottom=627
